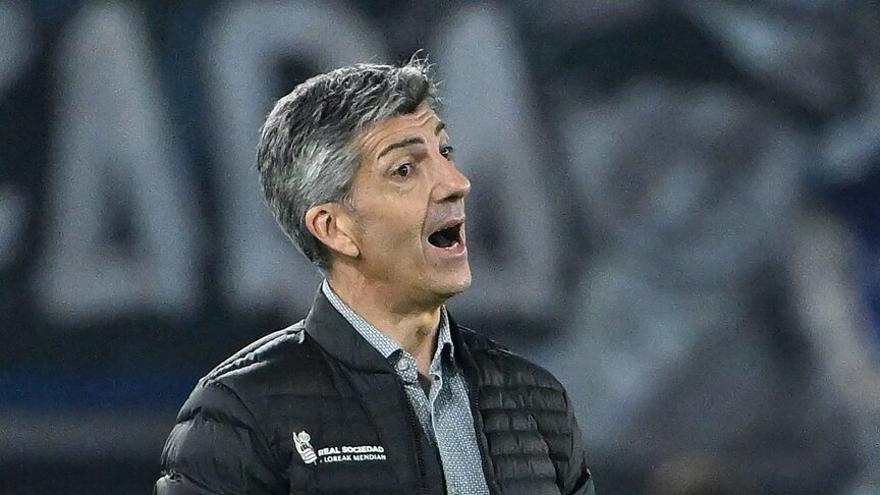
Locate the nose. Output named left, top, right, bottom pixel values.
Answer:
left=435, top=159, right=471, bottom=203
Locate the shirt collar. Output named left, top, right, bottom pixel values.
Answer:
left=321, top=280, right=455, bottom=365
left=436, top=306, right=455, bottom=362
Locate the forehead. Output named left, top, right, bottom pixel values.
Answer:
left=357, top=105, right=443, bottom=156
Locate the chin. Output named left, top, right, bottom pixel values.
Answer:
left=436, top=270, right=472, bottom=299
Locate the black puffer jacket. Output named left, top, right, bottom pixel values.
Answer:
left=155, top=290, right=595, bottom=495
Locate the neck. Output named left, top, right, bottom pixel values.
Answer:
left=327, top=270, right=443, bottom=373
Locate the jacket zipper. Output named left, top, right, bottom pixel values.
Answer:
left=399, top=380, right=430, bottom=495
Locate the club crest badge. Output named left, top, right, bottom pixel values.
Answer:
left=292, top=431, right=317, bottom=465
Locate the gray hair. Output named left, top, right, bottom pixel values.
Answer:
left=256, top=57, right=440, bottom=271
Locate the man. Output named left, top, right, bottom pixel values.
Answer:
left=154, top=58, right=595, bottom=495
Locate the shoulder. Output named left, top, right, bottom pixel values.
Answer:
left=159, top=325, right=311, bottom=492
left=456, top=325, right=568, bottom=396
left=178, top=321, right=332, bottom=421
left=203, top=321, right=309, bottom=383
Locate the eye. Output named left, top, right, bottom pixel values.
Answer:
left=392, top=163, right=412, bottom=177
left=440, top=145, right=455, bottom=159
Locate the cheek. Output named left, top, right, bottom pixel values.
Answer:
left=381, top=221, right=422, bottom=253
left=358, top=208, right=423, bottom=256
left=352, top=187, right=426, bottom=262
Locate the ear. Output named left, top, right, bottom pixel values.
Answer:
left=304, top=203, right=360, bottom=259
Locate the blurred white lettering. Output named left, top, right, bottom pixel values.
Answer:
left=36, top=3, right=200, bottom=323
left=203, top=1, right=390, bottom=313
left=435, top=5, right=561, bottom=319
left=0, top=2, right=35, bottom=270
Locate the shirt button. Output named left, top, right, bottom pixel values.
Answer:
left=396, top=359, right=410, bottom=372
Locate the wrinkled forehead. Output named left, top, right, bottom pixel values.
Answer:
left=357, top=104, right=442, bottom=158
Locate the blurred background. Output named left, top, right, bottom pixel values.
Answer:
left=2, top=0, right=879, bottom=493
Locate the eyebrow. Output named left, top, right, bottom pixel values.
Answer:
left=376, top=121, right=447, bottom=160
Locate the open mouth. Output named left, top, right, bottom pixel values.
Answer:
left=428, top=222, right=463, bottom=249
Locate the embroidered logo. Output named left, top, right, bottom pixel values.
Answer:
left=292, top=431, right=317, bottom=465
left=292, top=430, right=387, bottom=466
left=316, top=444, right=386, bottom=464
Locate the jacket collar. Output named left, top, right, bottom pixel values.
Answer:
left=304, top=286, right=490, bottom=373
left=304, top=287, right=395, bottom=373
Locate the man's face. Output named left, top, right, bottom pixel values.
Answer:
left=343, top=104, right=471, bottom=307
